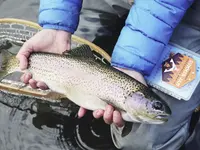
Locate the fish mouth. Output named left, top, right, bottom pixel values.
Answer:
left=137, top=114, right=170, bottom=124
left=137, top=115, right=167, bottom=124
left=155, top=114, right=170, bottom=120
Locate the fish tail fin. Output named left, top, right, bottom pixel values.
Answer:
left=0, top=70, right=7, bottom=78
left=0, top=50, right=19, bottom=79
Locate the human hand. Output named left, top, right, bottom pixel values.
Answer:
left=78, top=67, right=147, bottom=128
left=16, top=29, right=71, bottom=89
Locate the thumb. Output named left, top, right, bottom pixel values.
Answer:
left=16, top=41, right=34, bottom=70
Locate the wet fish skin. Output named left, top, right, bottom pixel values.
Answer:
left=2, top=46, right=171, bottom=124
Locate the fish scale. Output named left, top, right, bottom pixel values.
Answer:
left=3, top=45, right=171, bottom=124
left=29, top=53, right=128, bottom=104
left=27, top=53, right=135, bottom=110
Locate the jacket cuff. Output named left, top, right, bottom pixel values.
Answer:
left=111, top=46, right=156, bottom=76
left=42, top=24, right=75, bottom=33
left=39, top=0, right=82, bottom=34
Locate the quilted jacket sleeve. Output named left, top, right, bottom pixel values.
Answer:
left=111, top=0, right=194, bottom=76
left=38, top=0, right=82, bottom=34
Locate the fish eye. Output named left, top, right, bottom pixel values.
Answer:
left=152, top=101, right=163, bottom=110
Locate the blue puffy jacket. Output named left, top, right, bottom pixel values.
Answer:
left=39, top=0, right=194, bottom=76
left=39, top=0, right=82, bottom=33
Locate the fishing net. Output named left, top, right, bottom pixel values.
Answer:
left=0, top=18, right=111, bottom=101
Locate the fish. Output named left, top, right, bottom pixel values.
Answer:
left=0, top=44, right=171, bottom=124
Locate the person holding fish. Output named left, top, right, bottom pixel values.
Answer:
left=16, top=0, right=200, bottom=150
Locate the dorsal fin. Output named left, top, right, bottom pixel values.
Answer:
left=63, top=44, right=95, bottom=58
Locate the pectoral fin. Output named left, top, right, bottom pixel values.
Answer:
left=121, top=111, right=140, bottom=123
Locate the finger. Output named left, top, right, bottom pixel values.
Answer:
left=93, top=109, right=104, bottom=119
left=28, top=79, right=38, bottom=89
left=113, top=110, right=124, bottom=127
left=78, top=107, right=87, bottom=118
left=36, top=81, right=49, bottom=90
left=103, top=105, right=114, bottom=125
left=16, top=42, right=33, bottom=70
left=20, top=72, right=32, bottom=84
left=17, top=55, right=28, bottom=70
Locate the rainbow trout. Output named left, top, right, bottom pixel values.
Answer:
left=1, top=45, right=171, bottom=124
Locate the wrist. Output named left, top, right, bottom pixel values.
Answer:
left=114, top=66, right=141, bottom=76
left=56, top=30, right=71, bottom=50
left=114, top=66, right=147, bottom=86
left=57, top=30, right=71, bottom=37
